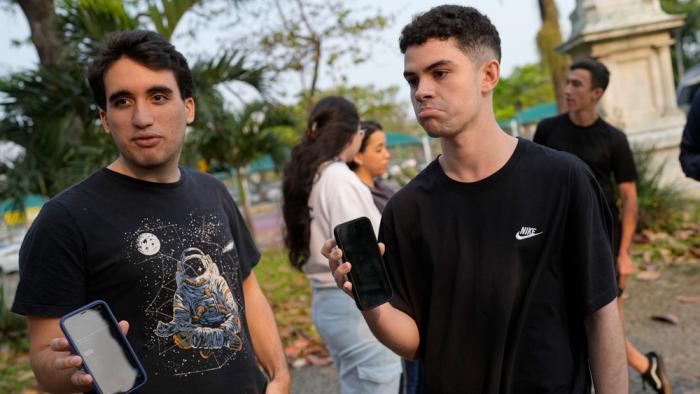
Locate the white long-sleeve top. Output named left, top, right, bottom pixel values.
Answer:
left=304, top=161, right=381, bottom=288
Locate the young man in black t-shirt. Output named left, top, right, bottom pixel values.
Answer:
left=11, top=30, right=290, bottom=394
left=323, top=6, right=628, bottom=394
left=534, top=59, right=671, bottom=394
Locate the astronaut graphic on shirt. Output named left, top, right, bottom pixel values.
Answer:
left=154, top=247, right=243, bottom=359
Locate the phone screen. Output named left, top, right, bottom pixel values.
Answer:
left=61, top=302, right=146, bottom=394
left=334, top=217, right=393, bottom=310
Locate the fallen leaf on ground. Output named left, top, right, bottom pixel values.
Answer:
left=659, top=248, right=673, bottom=264
left=633, top=233, right=650, bottom=244
left=642, top=230, right=669, bottom=242
left=306, top=354, right=333, bottom=366
left=676, top=295, right=700, bottom=303
left=15, top=370, right=35, bottom=381
left=672, top=229, right=694, bottom=241
left=650, top=314, right=680, bottom=325
left=690, top=248, right=700, bottom=258
left=636, top=270, right=661, bottom=281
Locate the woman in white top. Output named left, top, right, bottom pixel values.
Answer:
left=282, top=96, right=401, bottom=393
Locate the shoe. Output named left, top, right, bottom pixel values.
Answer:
left=641, top=352, right=671, bottom=394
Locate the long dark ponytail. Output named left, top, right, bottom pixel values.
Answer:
left=282, top=96, right=360, bottom=270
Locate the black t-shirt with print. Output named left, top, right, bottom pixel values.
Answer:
left=13, top=168, right=267, bottom=393
left=533, top=113, right=638, bottom=217
left=379, top=139, right=618, bottom=394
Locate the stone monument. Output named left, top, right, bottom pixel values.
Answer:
left=559, top=0, right=694, bottom=190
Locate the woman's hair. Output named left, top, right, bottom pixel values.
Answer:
left=348, top=120, right=384, bottom=171
left=282, top=96, right=360, bottom=270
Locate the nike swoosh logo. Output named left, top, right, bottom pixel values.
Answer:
left=515, top=232, right=543, bottom=240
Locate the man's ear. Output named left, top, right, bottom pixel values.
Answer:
left=185, top=97, right=196, bottom=124
left=99, top=110, right=109, bottom=133
left=592, top=87, right=605, bottom=102
left=481, top=59, right=500, bottom=93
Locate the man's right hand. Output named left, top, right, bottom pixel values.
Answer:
left=321, top=238, right=386, bottom=296
left=321, top=238, right=420, bottom=360
left=51, top=320, right=130, bottom=387
left=28, top=317, right=129, bottom=392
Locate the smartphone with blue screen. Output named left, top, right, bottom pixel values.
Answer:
left=334, top=216, right=393, bottom=310
left=59, top=300, right=147, bottom=394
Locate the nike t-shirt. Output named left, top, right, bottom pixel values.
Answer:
left=379, top=139, right=618, bottom=393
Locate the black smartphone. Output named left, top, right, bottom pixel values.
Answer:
left=60, top=300, right=147, bottom=394
left=333, top=216, right=393, bottom=310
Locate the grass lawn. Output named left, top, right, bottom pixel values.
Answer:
left=255, top=249, right=330, bottom=365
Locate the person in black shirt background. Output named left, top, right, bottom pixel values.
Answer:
left=323, top=5, right=628, bottom=393
left=534, top=59, right=671, bottom=394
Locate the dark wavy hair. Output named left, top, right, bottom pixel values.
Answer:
left=282, top=96, right=360, bottom=270
left=348, top=120, right=383, bottom=171
left=87, top=30, right=194, bottom=110
left=398, top=5, right=501, bottom=62
left=570, top=58, right=610, bottom=91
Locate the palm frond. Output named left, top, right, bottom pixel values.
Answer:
left=143, top=0, right=202, bottom=39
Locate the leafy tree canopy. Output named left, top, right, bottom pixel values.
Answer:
left=493, top=62, right=555, bottom=122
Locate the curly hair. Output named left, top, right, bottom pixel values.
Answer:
left=282, top=96, right=360, bottom=270
left=398, top=5, right=501, bottom=62
left=87, top=30, right=194, bottom=110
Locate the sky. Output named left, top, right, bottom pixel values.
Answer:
left=0, top=1, right=576, bottom=106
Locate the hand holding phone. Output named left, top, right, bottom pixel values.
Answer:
left=60, top=300, right=147, bottom=394
left=48, top=320, right=129, bottom=388
left=333, top=217, right=393, bottom=310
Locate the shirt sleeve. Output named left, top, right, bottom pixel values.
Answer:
left=219, top=182, right=260, bottom=280
left=11, top=200, right=88, bottom=317
left=564, top=163, right=618, bottom=316
left=532, top=119, right=549, bottom=144
left=680, top=91, right=700, bottom=181
left=611, top=130, right=638, bottom=184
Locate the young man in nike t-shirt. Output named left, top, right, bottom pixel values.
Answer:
left=323, top=5, right=628, bottom=394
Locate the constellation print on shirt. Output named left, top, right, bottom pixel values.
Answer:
left=126, top=213, right=252, bottom=377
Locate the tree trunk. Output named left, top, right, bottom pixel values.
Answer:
left=234, top=167, right=257, bottom=242
left=536, top=0, right=569, bottom=112
left=305, top=38, right=321, bottom=111
left=17, top=0, right=66, bottom=67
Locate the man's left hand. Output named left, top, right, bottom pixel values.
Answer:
left=266, top=375, right=291, bottom=394
left=617, top=252, right=635, bottom=290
